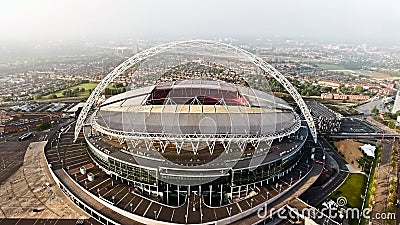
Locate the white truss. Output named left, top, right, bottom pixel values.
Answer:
left=221, top=140, right=232, bottom=153
left=159, top=140, right=169, bottom=153
left=90, top=112, right=302, bottom=144
left=191, top=141, right=200, bottom=155
left=174, top=141, right=184, bottom=154
left=88, top=110, right=299, bottom=154
left=206, top=140, right=216, bottom=155
left=75, top=40, right=317, bottom=143
left=235, top=140, right=248, bottom=152
left=130, top=139, right=140, bottom=148
left=144, top=140, right=154, bottom=151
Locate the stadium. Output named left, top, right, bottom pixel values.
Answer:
left=45, top=40, right=324, bottom=224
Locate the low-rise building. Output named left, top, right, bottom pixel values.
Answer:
left=321, top=93, right=370, bottom=101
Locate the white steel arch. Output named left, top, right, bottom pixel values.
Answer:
left=74, top=40, right=317, bottom=143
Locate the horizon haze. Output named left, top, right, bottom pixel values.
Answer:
left=0, top=0, right=399, bottom=44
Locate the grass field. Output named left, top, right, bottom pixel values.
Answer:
left=330, top=173, right=368, bottom=209
left=43, top=82, right=98, bottom=99
left=315, top=63, right=347, bottom=71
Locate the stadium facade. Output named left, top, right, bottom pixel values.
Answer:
left=45, top=40, right=324, bottom=225
left=85, top=79, right=308, bottom=206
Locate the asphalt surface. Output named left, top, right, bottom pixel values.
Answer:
left=0, top=119, right=71, bottom=184
left=355, top=98, right=389, bottom=115
left=381, top=141, right=392, bottom=165
left=299, top=137, right=349, bottom=207
left=0, top=218, right=101, bottom=225
left=0, top=132, right=38, bottom=184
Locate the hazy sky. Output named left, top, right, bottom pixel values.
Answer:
left=0, top=0, right=399, bottom=43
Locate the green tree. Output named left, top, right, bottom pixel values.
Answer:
left=321, top=86, right=333, bottom=93
left=104, top=88, right=111, bottom=95
left=371, top=106, right=379, bottom=115
left=388, top=121, right=396, bottom=129
left=113, top=83, right=124, bottom=88
left=38, top=122, right=51, bottom=130
left=33, top=94, right=42, bottom=100
left=354, top=86, right=364, bottom=94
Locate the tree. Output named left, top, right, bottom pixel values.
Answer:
left=49, top=94, right=57, bottom=99
left=354, top=86, right=364, bottom=94
left=33, top=94, right=42, bottom=100
left=112, top=83, right=124, bottom=88
left=38, top=122, right=51, bottom=130
left=321, top=86, right=333, bottom=93
left=371, top=106, right=379, bottom=115
left=104, top=88, right=112, bottom=95
left=339, top=84, right=347, bottom=94
left=388, top=121, right=396, bottom=129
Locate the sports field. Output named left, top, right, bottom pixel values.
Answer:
left=43, top=82, right=98, bottom=99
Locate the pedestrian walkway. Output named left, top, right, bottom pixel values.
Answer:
left=0, top=141, right=87, bottom=220
left=370, top=141, right=396, bottom=224
left=346, top=164, right=366, bottom=175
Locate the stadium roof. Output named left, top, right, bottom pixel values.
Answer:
left=96, top=80, right=297, bottom=136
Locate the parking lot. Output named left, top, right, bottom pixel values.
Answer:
left=0, top=133, right=39, bottom=184
left=339, top=118, right=382, bottom=134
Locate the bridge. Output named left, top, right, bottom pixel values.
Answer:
left=328, top=132, right=399, bottom=139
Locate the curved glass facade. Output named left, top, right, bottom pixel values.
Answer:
left=85, top=128, right=307, bottom=207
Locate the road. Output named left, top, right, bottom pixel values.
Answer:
left=355, top=97, right=389, bottom=115
left=299, top=138, right=349, bottom=207
left=329, top=133, right=399, bottom=139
